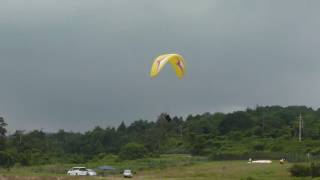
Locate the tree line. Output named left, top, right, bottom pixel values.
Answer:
left=1, top=105, right=320, bottom=168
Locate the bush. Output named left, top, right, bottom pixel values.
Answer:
left=311, top=162, right=320, bottom=177
left=290, top=162, right=320, bottom=177
left=252, top=143, right=265, bottom=151
left=270, top=144, right=283, bottom=152
left=289, top=164, right=310, bottom=177
left=119, top=143, right=147, bottom=160
left=19, top=153, right=31, bottom=166
left=0, top=151, right=15, bottom=170
left=311, top=148, right=320, bottom=155
left=68, top=154, right=86, bottom=164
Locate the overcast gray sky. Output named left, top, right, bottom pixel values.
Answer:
left=1, top=0, right=320, bottom=132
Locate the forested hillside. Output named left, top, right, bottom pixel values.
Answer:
left=1, top=106, right=320, bottom=167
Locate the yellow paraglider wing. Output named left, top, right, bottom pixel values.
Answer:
left=150, top=54, right=185, bottom=79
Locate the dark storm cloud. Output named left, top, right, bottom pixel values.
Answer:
left=1, top=0, right=320, bottom=132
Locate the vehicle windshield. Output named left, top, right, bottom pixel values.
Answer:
left=124, top=170, right=131, bottom=173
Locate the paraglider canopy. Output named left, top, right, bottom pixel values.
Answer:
left=150, top=53, right=186, bottom=79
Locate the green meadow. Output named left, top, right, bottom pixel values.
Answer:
left=0, top=154, right=311, bottom=180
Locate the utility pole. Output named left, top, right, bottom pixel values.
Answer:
left=16, top=130, right=25, bottom=145
left=299, top=113, right=303, bottom=142
left=262, top=112, right=265, bottom=132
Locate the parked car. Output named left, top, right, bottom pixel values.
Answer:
left=67, top=167, right=97, bottom=176
left=123, top=169, right=133, bottom=178
left=86, top=169, right=97, bottom=176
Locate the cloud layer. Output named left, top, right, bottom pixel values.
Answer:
left=1, top=0, right=320, bottom=132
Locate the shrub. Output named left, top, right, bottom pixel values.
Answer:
left=119, top=143, right=147, bottom=160
left=19, top=153, right=31, bottom=166
left=252, top=143, right=265, bottom=151
left=289, top=164, right=310, bottom=177
left=68, top=154, right=86, bottom=163
left=311, top=148, right=320, bottom=155
left=270, top=144, right=283, bottom=152
left=311, top=162, right=320, bottom=177
left=0, top=151, right=15, bottom=170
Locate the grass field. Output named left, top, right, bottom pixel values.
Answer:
left=0, top=155, right=313, bottom=180
left=136, top=161, right=296, bottom=180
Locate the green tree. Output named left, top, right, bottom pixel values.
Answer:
left=0, top=117, right=7, bottom=151
left=219, top=112, right=254, bottom=134
left=0, top=151, right=15, bottom=170
left=117, top=121, right=126, bottom=132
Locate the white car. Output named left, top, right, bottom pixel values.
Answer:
left=67, top=167, right=97, bottom=176
left=123, top=169, right=133, bottom=178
